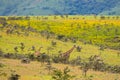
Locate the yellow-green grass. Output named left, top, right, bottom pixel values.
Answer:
left=0, top=31, right=120, bottom=66
left=0, top=59, right=120, bottom=80
left=0, top=15, right=120, bottom=65
left=0, top=15, right=120, bottom=80
left=6, top=16, right=120, bottom=50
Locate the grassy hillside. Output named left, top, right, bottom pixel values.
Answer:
left=4, top=15, right=120, bottom=50
left=0, top=15, right=120, bottom=65
left=0, top=31, right=120, bottom=65
left=0, top=15, right=120, bottom=80
left=0, top=59, right=120, bottom=80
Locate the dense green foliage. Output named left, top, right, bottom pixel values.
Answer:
left=52, top=67, right=74, bottom=80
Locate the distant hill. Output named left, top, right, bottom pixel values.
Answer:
left=100, top=1, right=120, bottom=15
left=0, top=0, right=120, bottom=15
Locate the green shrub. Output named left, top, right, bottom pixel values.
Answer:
left=52, top=67, right=75, bottom=80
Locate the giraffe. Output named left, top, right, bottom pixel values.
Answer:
left=60, top=45, right=76, bottom=62
left=34, top=47, right=43, bottom=57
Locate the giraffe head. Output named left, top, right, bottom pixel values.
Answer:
left=34, top=47, right=43, bottom=56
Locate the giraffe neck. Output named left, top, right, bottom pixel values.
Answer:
left=38, top=47, right=42, bottom=51
left=63, top=45, right=76, bottom=57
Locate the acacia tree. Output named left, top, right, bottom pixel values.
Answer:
left=80, top=62, right=90, bottom=77
left=76, top=46, right=82, bottom=52
left=52, top=67, right=75, bottom=80
left=20, top=43, right=25, bottom=51
left=0, top=17, right=7, bottom=26
left=37, top=53, right=50, bottom=65
left=0, top=49, right=3, bottom=57
left=14, top=47, right=18, bottom=52
left=51, top=40, right=57, bottom=46
left=45, top=60, right=55, bottom=74
left=8, top=74, right=20, bottom=80
left=8, top=70, right=20, bottom=80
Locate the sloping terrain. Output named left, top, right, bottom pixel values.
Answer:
left=0, top=16, right=120, bottom=80
left=0, top=59, right=120, bottom=80
left=100, top=2, right=120, bottom=15
left=0, top=16, right=120, bottom=65
left=0, top=0, right=120, bottom=15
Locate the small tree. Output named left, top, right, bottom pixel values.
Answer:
left=37, top=53, right=50, bottom=64
left=8, top=70, right=20, bottom=80
left=76, top=46, right=82, bottom=52
left=0, top=48, right=3, bottom=57
left=70, top=56, right=81, bottom=66
left=99, top=45, right=104, bottom=51
left=51, top=40, right=57, bottom=46
left=31, top=46, right=35, bottom=51
left=20, top=43, right=25, bottom=51
left=8, top=74, right=20, bottom=80
left=100, top=16, right=105, bottom=20
left=14, top=47, right=18, bottom=52
left=88, top=55, right=105, bottom=71
left=52, top=67, right=75, bottom=80
left=0, top=17, right=7, bottom=26
left=52, top=55, right=61, bottom=63
left=45, top=60, right=55, bottom=74
left=80, top=62, right=90, bottom=77
left=27, top=53, right=35, bottom=61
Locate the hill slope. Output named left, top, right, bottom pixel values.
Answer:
left=0, top=16, right=120, bottom=65
left=0, top=59, right=120, bottom=80
left=100, top=1, right=120, bottom=15
left=0, top=0, right=120, bottom=15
